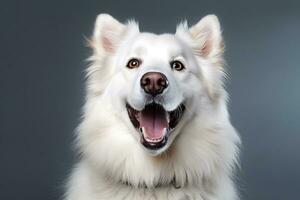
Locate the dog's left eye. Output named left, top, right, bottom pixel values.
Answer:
left=170, top=61, right=185, bottom=71
left=127, top=58, right=141, bottom=69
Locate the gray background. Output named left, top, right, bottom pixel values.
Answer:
left=1, top=0, right=299, bottom=199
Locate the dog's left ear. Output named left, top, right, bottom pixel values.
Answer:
left=176, top=15, right=225, bottom=100
left=177, top=15, right=224, bottom=64
left=189, top=15, right=223, bottom=58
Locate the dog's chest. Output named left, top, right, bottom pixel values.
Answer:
left=94, top=184, right=205, bottom=200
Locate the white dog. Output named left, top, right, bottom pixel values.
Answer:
left=65, top=14, right=241, bottom=200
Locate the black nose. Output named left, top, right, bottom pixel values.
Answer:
left=140, top=72, right=168, bottom=96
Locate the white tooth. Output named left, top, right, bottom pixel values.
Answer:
left=141, top=127, right=167, bottom=143
left=166, top=113, right=170, bottom=123
left=163, top=127, right=167, bottom=134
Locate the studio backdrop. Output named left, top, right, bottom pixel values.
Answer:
left=0, top=0, right=299, bottom=200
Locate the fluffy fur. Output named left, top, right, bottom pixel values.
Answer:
left=65, top=14, right=241, bottom=200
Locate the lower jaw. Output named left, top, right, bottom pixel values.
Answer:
left=140, top=138, right=171, bottom=156
left=140, top=130, right=169, bottom=150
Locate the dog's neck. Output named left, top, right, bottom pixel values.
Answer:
left=119, top=177, right=182, bottom=189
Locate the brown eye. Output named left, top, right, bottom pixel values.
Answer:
left=127, top=58, right=141, bottom=69
left=171, top=61, right=185, bottom=71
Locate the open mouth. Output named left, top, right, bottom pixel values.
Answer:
left=126, top=102, right=185, bottom=150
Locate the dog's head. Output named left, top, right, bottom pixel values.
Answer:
left=86, top=14, right=225, bottom=156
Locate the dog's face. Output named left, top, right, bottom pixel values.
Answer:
left=120, top=34, right=197, bottom=154
left=88, top=14, right=224, bottom=156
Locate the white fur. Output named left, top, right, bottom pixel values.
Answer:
left=65, top=14, right=241, bottom=200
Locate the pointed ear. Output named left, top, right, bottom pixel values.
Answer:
left=176, top=15, right=225, bottom=100
left=91, top=14, right=127, bottom=54
left=188, top=15, right=224, bottom=60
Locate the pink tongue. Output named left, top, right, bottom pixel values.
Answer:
left=140, top=107, right=168, bottom=140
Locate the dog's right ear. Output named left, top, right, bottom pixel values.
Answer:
left=90, top=14, right=138, bottom=54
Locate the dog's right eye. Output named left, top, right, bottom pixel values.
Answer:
left=127, top=58, right=141, bottom=69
